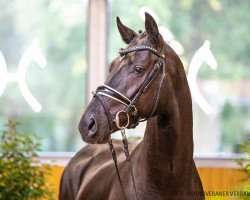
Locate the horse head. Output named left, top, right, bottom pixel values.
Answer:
left=79, top=13, right=187, bottom=144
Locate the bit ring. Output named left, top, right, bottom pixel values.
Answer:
left=115, top=110, right=130, bottom=129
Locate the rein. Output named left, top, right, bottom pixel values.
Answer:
left=92, top=45, right=166, bottom=200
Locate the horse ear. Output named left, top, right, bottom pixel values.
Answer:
left=145, top=12, right=161, bottom=48
left=116, top=17, right=137, bottom=44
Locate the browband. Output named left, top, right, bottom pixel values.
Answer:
left=119, top=45, right=165, bottom=58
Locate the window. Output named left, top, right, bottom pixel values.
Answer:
left=1, top=0, right=249, bottom=154
left=108, top=0, right=250, bottom=154
left=0, top=0, right=88, bottom=151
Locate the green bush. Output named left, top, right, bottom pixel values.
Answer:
left=236, top=134, right=250, bottom=199
left=0, top=119, right=54, bottom=200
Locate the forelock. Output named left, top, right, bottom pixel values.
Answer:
left=129, top=32, right=153, bottom=47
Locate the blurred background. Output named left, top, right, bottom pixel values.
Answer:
left=0, top=0, right=249, bottom=155
left=1, top=1, right=249, bottom=198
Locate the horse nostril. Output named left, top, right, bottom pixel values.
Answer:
left=88, top=117, right=97, bottom=137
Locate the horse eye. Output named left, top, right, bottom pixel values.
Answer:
left=134, top=66, right=144, bottom=75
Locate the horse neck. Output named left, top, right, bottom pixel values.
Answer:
left=137, top=54, right=194, bottom=182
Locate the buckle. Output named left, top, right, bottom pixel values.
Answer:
left=130, top=105, right=138, bottom=116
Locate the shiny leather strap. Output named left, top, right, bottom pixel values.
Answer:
left=119, top=45, right=165, bottom=58
left=96, top=85, right=131, bottom=106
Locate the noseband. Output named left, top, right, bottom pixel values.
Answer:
left=93, top=45, right=166, bottom=131
left=92, top=45, right=166, bottom=200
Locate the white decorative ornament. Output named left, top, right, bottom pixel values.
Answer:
left=187, top=40, right=218, bottom=115
left=0, top=39, right=47, bottom=112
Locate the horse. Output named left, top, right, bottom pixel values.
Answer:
left=60, top=13, right=204, bottom=200
left=187, top=40, right=217, bottom=115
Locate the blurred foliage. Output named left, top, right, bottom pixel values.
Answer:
left=0, top=119, right=54, bottom=200
left=220, top=102, right=250, bottom=153
left=235, top=135, right=250, bottom=199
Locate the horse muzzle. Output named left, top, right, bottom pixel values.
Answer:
left=78, top=100, right=112, bottom=144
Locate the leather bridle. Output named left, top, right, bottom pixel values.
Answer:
left=93, top=45, right=166, bottom=131
left=92, top=44, right=166, bottom=200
